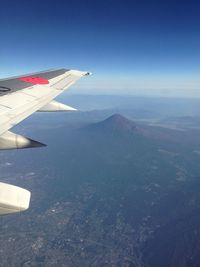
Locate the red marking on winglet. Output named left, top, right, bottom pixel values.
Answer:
left=19, top=76, right=49, bottom=84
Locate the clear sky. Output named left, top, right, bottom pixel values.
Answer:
left=0, top=0, right=200, bottom=97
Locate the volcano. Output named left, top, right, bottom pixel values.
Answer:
left=86, top=114, right=138, bottom=133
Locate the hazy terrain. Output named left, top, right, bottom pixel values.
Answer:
left=0, top=95, right=200, bottom=267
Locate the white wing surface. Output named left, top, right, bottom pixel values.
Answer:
left=0, top=69, right=90, bottom=139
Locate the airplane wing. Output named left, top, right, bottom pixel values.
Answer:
left=0, top=68, right=90, bottom=215
left=0, top=68, right=90, bottom=147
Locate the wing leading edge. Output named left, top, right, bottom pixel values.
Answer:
left=0, top=68, right=91, bottom=215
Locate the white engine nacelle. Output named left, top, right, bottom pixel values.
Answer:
left=0, top=131, right=46, bottom=150
left=38, top=100, right=77, bottom=112
left=0, top=182, right=31, bottom=215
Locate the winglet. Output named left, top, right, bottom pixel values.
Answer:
left=84, top=72, right=92, bottom=76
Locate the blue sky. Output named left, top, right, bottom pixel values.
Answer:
left=0, top=0, right=200, bottom=96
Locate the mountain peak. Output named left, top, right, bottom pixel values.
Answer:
left=87, top=114, right=137, bottom=133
